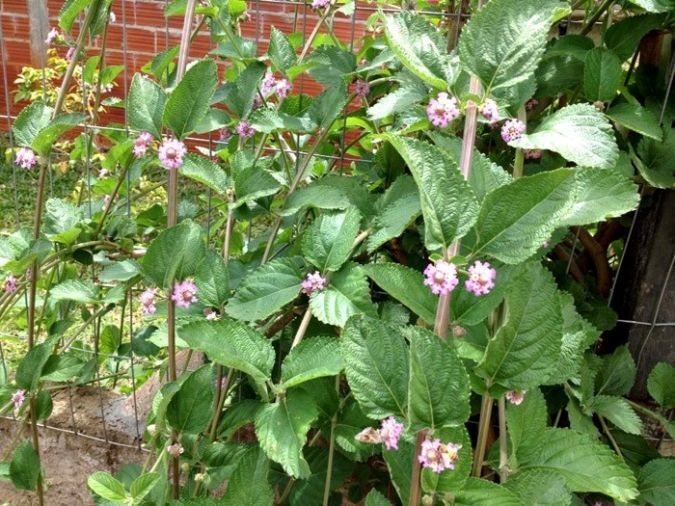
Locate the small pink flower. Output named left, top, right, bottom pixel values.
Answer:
left=167, top=443, right=184, bottom=457
left=439, top=442, right=461, bottom=471
left=15, top=147, right=37, bottom=170
left=158, top=138, right=186, bottom=170
left=359, top=58, right=367, bottom=66
left=311, top=0, right=331, bottom=9
left=133, top=131, right=153, bottom=158
left=423, top=260, right=459, bottom=296
left=98, top=168, right=110, bottom=178
left=65, top=47, right=76, bottom=61
left=252, top=95, right=263, bottom=111
left=276, top=78, right=291, bottom=99
left=426, top=92, right=460, bottom=128
left=478, top=98, right=499, bottom=124
left=171, top=279, right=198, bottom=308
left=380, top=417, right=403, bottom=450
left=524, top=149, right=542, bottom=159
left=465, top=261, right=496, bottom=296
left=525, top=98, right=539, bottom=111
left=102, top=195, right=112, bottom=207
left=140, top=288, right=157, bottom=315
left=204, top=308, right=219, bottom=320
left=4, top=275, right=17, bottom=294
left=236, top=120, right=256, bottom=139
left=261, top=72, right=277, bottom=95
left=418, top=439, right=445, bottom=473
left=11, top=389, right=25, bottom=410
left=505, top=390, right=526, bottom=405
left=354, top=79, right=370, bottom=98
left=45, top=27, right=59, bottom=45
left=218, top=128, right=231, bottom=143
left=501, top=119, right=526, bottom=143
left=301, top=271, right=327, bottom=295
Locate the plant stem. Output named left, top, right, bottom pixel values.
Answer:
left=581, top=0, right=615, bottom=36
left=498, top=396, right=509, bottom=482
left=512, top=106, right=526, bottom=179
left=322, top=376, right=340, bottom=506
left=408, top=430, right=426, bottom=506
left=299, top=8, right=331, bottom=62
left=291, top=307, right=313, bottom=349
left=598, top=415, right=624, bottom=459
left=472, top=393, right=494, bottom=476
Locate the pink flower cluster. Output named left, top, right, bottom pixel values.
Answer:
left=133, top=131, right=153, bottom=157
left=478, top=98, right=500, bottom=125
left=45, top=27, right=59, bottom=45
left=15, top=148, right=37, bottom=170
left=354, top=79, right=370, bottom=98
left=506, top=390, right=526, bottom=405
left=501, top=119, right=526, bottom=143
left=204, top=308, right=219, bottom=320
left=354, top=416, right=404, bottom=450
left=158, top=138, right=187, bottom=169
left=301, top=271, right=327, bottom=295
left=311, top=0, right=331, bottom=9
left=4, top=275, right=17, bottom=294
left=236, top=120, right=256, bottom=139
left=219, top=128, right=231, bottom=143
left=418, top=438, right=461, bottom=474
left=423, top=260, right=459, bottom=296
left=167, top=443, right=184, bottom=457
left=171, top=279, right=198, bottom=308
left=465, top=261, right=497, bottom=296
left=140, top=288, right=157, bottom=316
left=426, top=92, right=460, bottom=128
left=261, top=72, right=292, bottom=99
left=11, top=389, right=25, bottom=411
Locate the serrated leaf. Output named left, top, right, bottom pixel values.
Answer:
left=367, top=72, right=428, bottom=121
left=584, top=48, right=623, bottom=102
left=130, top=472, right=160, bottom=504
left=637, top=127, right=675, bottom=189
left=179, top=154, right=229, bottom=194
left=608, top=102, right=663, bottom=141
left=226, top=257, right=303, bottom=321
left=12, top=102, right=53, bottom=148
left=100, top=260, right=141, bottom=282
left=268, top=27, right=297, bottom=73
left=221, top=447, right=273, bottom=506
left=307, top=46, right=356, bottom=88
left=407, top=327, right=470, bottom=429
left=507, top=388, right=547, bottom=458
left=333, top=400, right=378, bottom=461
left=362, top=263, right=436, bottom=325
left=309, top=263, right=376, bottom=327
left=558, top=166, right=640, bottom=227
left=282, top=175, right=364, bottom=216
left=511, top=104, right=619, bottom=169
left=194, top=107, right=230, bottom=134
left=382, top=135, right=478, bottom=251
left=308, top=82, right=349, bottom=131
left=167, top=365, right=214, bottom=434
left=472, top=169, right=575, bottom=264
left=504, top=470, right=571, bottom=506
left=605, top=14, right=664, bottom=61
left=476, top=263, right=563, bottom=391
left=383, top=12, right=453, bottom=89
left=51, top=279, right=98, bottom=304
left=280, top=337, right=342, bottom=389
left=382, top=439, right=415, bottom=504
left=142, top=220, right=206, bottom=289
left=595, top=345, right=636, bottom=396
left=9, top=441, right=41, bottom=491
left=288, top=447, right=352, bottom=506
left=454, top=478, right=525, bottom=506
left=128, top=74, right=166, bottom=139
left=233, top=164, right=281, bottom=207
left=589, top=395, right=642, bottom=435
left=365, top=489, right=392, bottom=506
left=58, top=0, right=91, bottom=32
left=451, top=265, right=516, bottom=327
left=248, top=107, right=315, bottom=133
left=638, top=458, right=675, bottom=506
left=254, top=390, right=317, bottom=478
left=421, top=425, right=472, bottom=496
left=458, top=0, right=566, bottom=107
left=177, top=319, right=274, bottom=394
left=32, top=113, right=85, bottom=156
left=342, top=314, right=409, bottom=419
left=16, top=339, right=55, bottom=391
left=163, top=59, right=218, bottom=138
left=87, top=471, right=127, bottom=502
left=647, top=362, right=675, bottom=408
left=366, top=175, right=421, bottom=252
left=302, top=209, right=361, bottom=272
left=626, top=0, right=675, bottom=13
left=195, top=250, right=229, bottom=308
left=518, top=428, right=638, bottom=502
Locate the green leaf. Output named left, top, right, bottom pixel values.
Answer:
left=280, top=337, right=342, bottom=390
left=100, top=260, right=141, bottom=282
left=647, top=362, right=675, bottom=408
left=382, top=135, right=478, bottom=251
left=194, top=107, right=230, bottom=134
left=309, top=263, right=376, bottom=327
left=607, top=103, right=662, bottom=140
left=233, top=162, right=282, bottom=206
left=50, top=279, right=98, bottom=304
left=589, top=395, right=642, bottom=435
left=518, top=428, right=638, bottom=502
left=382, top=439, right=415, bottom=504
left=163, top=59, right=217, bottom=138
left=383, top=12, right=453, bottom=89
left=268, top=27, right=297, bottom=73
left=595, top=345, right=636, bottom=396
left=504, top=470, right=571, bottom=506
left=511, top=104, right=619, bottom=169
left=222, top=447, right=273, bottom=506
left=365, top=489, right=392, bottom=506
left=605, top=14, right=664, bottom=61
left=195, top=251, right=230, bottom=308
left=362, top=263, right=436, bottom=325
left=421, top=425, right=472, bottom=496
left=12, top=102, right=53, bottom=147
left=307, top=46, right=356, bottom=88
left=59, top=0, right=91, bottom=32
left=507, top=388, right=547, bottom=459
left=302, top=209, right=361, bottom=272
left=583, top=48, right=622, bottom=102
left=638, top=458, right=675, bottom=506
left=32, top=113, right=85, bottom=156
left=16, top=339, right=55, bottom=390
left=254, top=390, right=317, bottom=478
left=333, top=400, right=378, bottom=461
left=458, top=0, right=566, bottom=107
left=167, top=365, right=214, bottom=434
left=87, top=471, right=127, bottom=502
left=226, top=257, right=304, bottom=322
left=248, top=107, right=314, bottom=134
left=130, top=472, right=160, bottom=504
left=626, top=0, right=675, bottom=13
left=142, top=220, right=206, bottom=289
left=451, top=265, right=516, bottom=327
left=476, top=263, right=563, bottom=391
left=35, top=390, right=53, bottom=421
left=454, top=478, right=525, bottom=506
left=637, top=127, right=675, bottom=189
left=307, top=82, right=349, bottom=131
left=225, top=61, right=266, bottom=117
left=366, top=175, right=421, bottom=252
left=9, top=441, right=41, bottom=491
left=282, top=178, right=353, bottom=216
left=472, top=169, right=575, bottom=264
left=177, top=319, right=274, bottom=394
left=179, top=154, right=229, bottom=194
left=341, top=314, right=409, bottom=419
left=288, top=447, right=352, bottom=506
left=558, top=166, right=640, bottom=227
left=128, top=74, right=166, bottom=139
left=368, top=71, right=428, bottom=121
left=407, top=327, right=470, bottom=429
